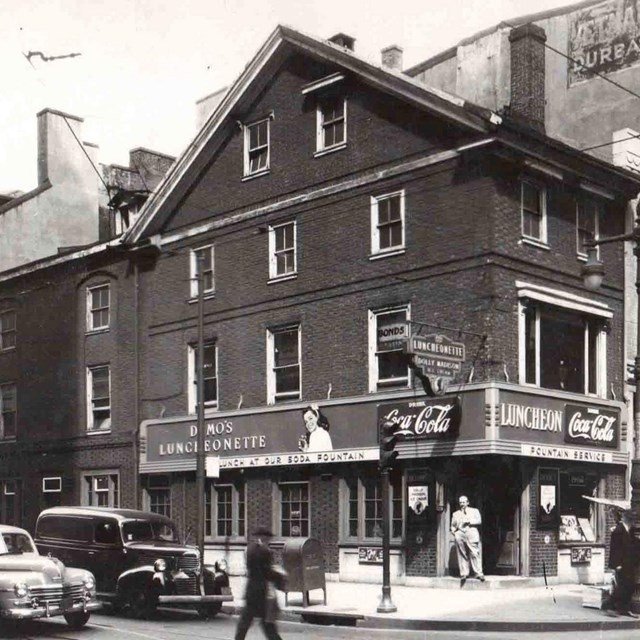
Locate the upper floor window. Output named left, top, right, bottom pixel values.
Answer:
left=317, top=95, right=346, bottom=152
left=83, top=471, right=119, bottom=508
left=206, top=481, right=246, bottom=539
left=0, top=310, right=16, bottom=351
left=87, top=284, right=110, bottom=332
left=267, top=325, right=301, bottom=404
left=521, top=180, right=547, bottom=243
left=188, top=341, right=218, bottom=412
left=521, top=301, right=606, bottom=396
left=369, top=307, right=410, bottom=392
left=371, top=191, right=405, bottom=255
left=269, top=221, right=296, bottom=280
left=576, top=198, right=600, bottom=257
left=244, top=118, right=270, bottom=177
left=0, top=383, right=17, bottom=439
left=190, top=245, right=215, bottom=298
left=87, top=365, right=111, bottom=431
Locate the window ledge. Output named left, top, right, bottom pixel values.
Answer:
left=86, top=328, right=110, bottom=336
left=558, top=542, right=605, bottom=548
left=187, top=292, right=216, bottom=304
left=520, top=237, right=550, bottom=250
left=338, top=540, right=404, bottom=548
left=268, top=274, right=297, bottom=285
left=206, top=538, right=248, bottom=545
left=242, top=168, right=270, bottom=182
left=314, top=143, right=346, bottom=158
left=0, top=437, right=16, bottom=444
left=369, top=248, right=406, bottom=261
left=86, top=429, right=112, bottom=436
left=0, top=347, right=16, bottom=354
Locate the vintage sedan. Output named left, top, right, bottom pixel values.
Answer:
left=0, top=524, right=101, bottom=628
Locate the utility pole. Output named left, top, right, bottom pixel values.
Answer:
left=195, top=252, right=206, bottom=584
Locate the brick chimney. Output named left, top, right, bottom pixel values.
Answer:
left=381, top=45, right=403, bottom=72
left=329, top=33, right=356, bottom=51
left=508, top=23, right=546, bottom=132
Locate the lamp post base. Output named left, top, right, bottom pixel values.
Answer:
left=377, top=586, right=397, bottom=613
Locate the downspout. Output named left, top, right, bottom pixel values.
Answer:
left=133, top=257, right=140, bottom=509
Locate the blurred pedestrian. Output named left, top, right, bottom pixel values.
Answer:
left=606, top=509, right=637, bottom=616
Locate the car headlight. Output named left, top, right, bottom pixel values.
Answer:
left=216, top=559, right=228, bottom=572
left=13, top=583, right=29, bottom=598
left=83, top=575, right=95, bottom=591
left=154, top=558, right=167, bottom=572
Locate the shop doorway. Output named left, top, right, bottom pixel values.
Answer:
left=447, top=457, right=521, bottom=576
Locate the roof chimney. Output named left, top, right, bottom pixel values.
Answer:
left=508, top=23, right=546, bottom=132
left=329, top=33, right=356, bottom=51
left=381, top=45, right=403, bottom=72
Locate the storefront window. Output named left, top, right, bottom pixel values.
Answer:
left=205, top=481, right=246, bottom=539
left=145, top=475, right=171, bottom=518
left=279, top=482, right=309, bottom=537
left=558, top=471, right=599, bottom=542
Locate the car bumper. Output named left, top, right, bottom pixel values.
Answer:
left=1, top=599, right=102, bottom=620
left=158, top=587, right=233, bottom=605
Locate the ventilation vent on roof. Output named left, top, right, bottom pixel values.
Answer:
left=329, top=33, right=356, bottom=51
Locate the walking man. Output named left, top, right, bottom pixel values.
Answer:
left=451, top=495, right=485, bottom=586
left=235, top=527, right=283, bottom=640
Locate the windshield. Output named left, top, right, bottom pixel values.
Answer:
left=121, top=519, right=178, bottom=543
left=1, top=532, right=37, bottom=555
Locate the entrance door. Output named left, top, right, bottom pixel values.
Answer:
left=447, top=457, right=521, bottom=576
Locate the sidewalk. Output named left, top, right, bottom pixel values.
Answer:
left=223, top=575, right=640, bottom=632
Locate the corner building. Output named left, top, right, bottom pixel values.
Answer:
left=123, top=27, right=640, bottom=584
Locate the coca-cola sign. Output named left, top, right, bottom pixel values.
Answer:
left=377, top=397, right=461, bottom=440
left=564, top=404, right=619, bottom=449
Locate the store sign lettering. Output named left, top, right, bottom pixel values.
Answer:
left=564, top=404, right=619, bottom=449
left=500, top=403, right=562, bottom=432
left=378, top=397, right=461, bottom=440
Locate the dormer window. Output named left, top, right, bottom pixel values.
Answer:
left=244, top=118, right=270, bottom=177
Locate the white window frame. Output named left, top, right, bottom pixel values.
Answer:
left=144, top=474, right=171, bottom=517
left=520, top=178, right=548, bottom=245
left=42, top=477, right=62, bottom=493
left=0, top=309, right=16, bottom=351
left=316, top=95, right=347, bottom=153
left=4, top=480, right=16, bottom=496
left=87, top=365, right=111, bottom=432
left=576, top=197, right=600, bottom=258
left=188, top=341, right=219, bottom=413
left=266, top=325, right=301, bottom=404
left=243, top=118, right=270, bottom=177
left=190, top=245, right=215, bottom=298
left=206, top=481, right=246, bottom=540
left=368, top=306, right=411, bottom=393
left=82, top=470, right=119, bottom=508
left=268, top=220, right=297, bottom=280
left=86, top=284, right=110, bottom=332
left=276, top=481, right=310, bottom=538
left=371, top=190, right=406, bottom=256
left=517, top=283, right=610, bottom=397
left=0, top=382, right=17, bottom=440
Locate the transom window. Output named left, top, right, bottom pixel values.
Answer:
left=83, top=472, right=119, bottom=508
left=269, top=221, right=296, bottom=279
left=369, top=307, right=410, bottom=391
left=0, top=383, right=17, bottom=439
left=371, top=191, right=405, bottom=254
left=87, top=365, right=111, bottom=431
left=205, top=481, right=246, bottom=538
left=576, top=198, right=600, bottom=256
left=244, top=119, right=270, bottom=176
left=188, top=342, right=218, bottom=412
left=317, top=95, right=346, bottom=151
left=279, top=482, right=309, bottom=537
left=0, top=310, right=16, bottom=351
left=87, top=284, right=110, bottom=331
left=521, top=180, right=547, bottom=243
left=190, top=245, right=215, bottom=298
left=267, top=325, right=301, bottom=404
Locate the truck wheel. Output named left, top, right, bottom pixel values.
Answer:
left=128, top=589, right=157, bottom=619
left=197, top=602, right=222, bottom=619
left=64, top=611, right=91, bottom=629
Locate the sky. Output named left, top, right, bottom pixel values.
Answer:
left=0, top=0, right=579, bottom=192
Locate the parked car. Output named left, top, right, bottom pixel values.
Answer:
left=0, top=523, right=100, bottom=628
left=34, top=507, right=232, bottom=618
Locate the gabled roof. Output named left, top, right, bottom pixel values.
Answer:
left=122, top=24, right=498, bottom=245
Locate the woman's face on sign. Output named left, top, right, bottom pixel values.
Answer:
left=303, top=410, right=319, bottom=433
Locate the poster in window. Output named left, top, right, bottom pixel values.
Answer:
left=408, top=485, right=428, bottom=515
left=538, top=468, right=559, bottom=529
left=559, top=515, right=584, bottom=542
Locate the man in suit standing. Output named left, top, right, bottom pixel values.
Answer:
left=235, top=527, right=283, bottom=640
left=451, top=495, right=485, bottom=586
left=607, top=509, right=637, bottom=616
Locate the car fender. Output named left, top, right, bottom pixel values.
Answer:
left=202, top=564, right=229, bottom=593
left=117, top=565, right=162, bottom=595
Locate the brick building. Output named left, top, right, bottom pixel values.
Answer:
left=115, top=25, right=640, bottom=583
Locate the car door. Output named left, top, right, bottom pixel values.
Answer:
left=89, top=517, right=123, bottom=594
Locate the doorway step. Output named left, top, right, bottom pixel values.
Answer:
left=404, top=576, right=555, bottom=590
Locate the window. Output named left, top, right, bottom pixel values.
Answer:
left=0, top=480, right=20, bottom=526
left=576, top=198, right=600, bottom=256
left=371, top=191, right=405, bottom=255
left=0, top=310, right=16, bottom=351
left=279, top=482, right=309, bottom=537
left=87, top=365, right=111, bottom=431
left=522, top=302, right=606, bottom=395
left=188, top=342, right=218, bottom=413
left=205, top=481, right=246, bottom=538
left=317, top=95, right=346, bottom=152
left=558, top=472, right=601, bottom=542
left=269, top=221, right=296, bottom=279
left=190, top=245, right=215, bottom=298
left=267, top=326, right=301, bottom=403
left=87, top=284, right=110, bottom=331
left=42, top=476, right=62, bottom=509
left=83, top=471, right=119, bottom=507
left=521, top=180, right=547, bottom=243
left=145, top=475, right=171, bottom=517
left=369, top=307, right=410, bottom=392
left=0, top=383, right=16, bottom=439
left=244, top=118, right=270, bottom=176
left=343, top=471, right=403, bottom=541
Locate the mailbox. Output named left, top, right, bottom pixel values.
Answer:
left=282, top=537, right=327, bottom=607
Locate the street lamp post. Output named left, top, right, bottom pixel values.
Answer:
left=582, top=220, right=640, bottom=613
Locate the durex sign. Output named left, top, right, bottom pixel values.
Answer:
left=377, top=397, right=461, bottom=440
left=564, top=404, right=619, bottom=449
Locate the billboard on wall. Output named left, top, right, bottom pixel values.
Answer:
left=569, top=0, right=640, bottom=85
